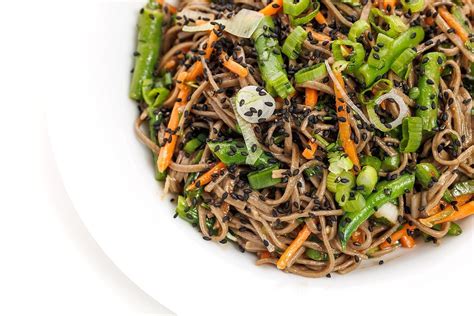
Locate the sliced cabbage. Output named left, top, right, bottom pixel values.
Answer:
left=182, top=9, right=264, bottom=38
left=236, top=86, right=276, bottom=124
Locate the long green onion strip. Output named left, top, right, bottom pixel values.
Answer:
left=391, top=48, right=417, bottom=78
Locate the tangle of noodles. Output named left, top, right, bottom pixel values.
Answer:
left=131, top=0, right=474, bottom=278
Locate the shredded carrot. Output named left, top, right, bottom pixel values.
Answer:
left=333, top=69, right=361, bottom=171
left=195, top=20, right=208, bottom=26
left=187, top=162, right=227, bottom=191
left=383, top=0, right=397, bottom=11
left=309, top=30, right=332, bottom=42
left=220, top=53, right=249, bottom=78
left=259, top=0, right=283, bottom=16
left=302, top=141, right=318, bottom=160
left=260, top=251, right=272, bottom=260
left=379, top=224, right=416, bottom=249
left=315, top=12, right=327, bottom=25
left=351, top=229, right=365, bottom=244
left=400, top=235, right=415, bottom=248
left=305, top=88, right=318, bottom=108
left=186, top=28, right=219, bottom=81
left=163, top=59, right=176, bottom=70
left=426, top=194, right=472, bottom=216
left=277, top=224, right=311, bottom=270
left=438, top=7, right=470, bottom=43
left=434, top=200, right=474, bottom=225
left=425, top=17, right=434, bottom=26
left=157, top=72, right=189, bottom=173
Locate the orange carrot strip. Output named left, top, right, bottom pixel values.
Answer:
left=400, top=235, right=415, bottom=248
left=435, top=200, right=474, bottom=224
left=439, top=7, right=470, bottom=43
left=302, top=141, right=318, bottom=160
left=383, top=0, right=397, bottom=11
left=186, top=29, right=219, bottom=81
left=259, top=0, right=283, bottom=16
left=157, top=72, right=189, bottom=173
left=187, top=162, right=227, bottom=191
left=260, top=251, right=272, bottom=259
left=315, top=12, right=327, bottom=25
left=333, top=69, right=360, bottom=170
left=379, top=224, right=416, bottom=249
left=305, top=88, right=318, bottom=108
left=277, top=224, right=311, bottom=270
left=426, top=194, right=471, bottom=216
left=163, top=59, right=176, bottom=70
left=220, top=53, right=249, bottom=78
left=351, top=229, right=365, bottom=244
left=425, top=17, right=434, bottom=26
left=309, top=30, right=331, bottom=42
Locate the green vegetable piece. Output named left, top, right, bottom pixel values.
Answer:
left=400, top=117, right=423, bottom=153
left=400, top=0, right=425, bottom=13
left=451, top=180, right=474, bottom=197
left=348, top=20, right=370, bottom=42
left=408, top=87, right=420, bottom=100
left=432, top=222, right=463, bottom=236
left=248, top=165, right=281, bottom=190
left=332, top=39, right=365, bottom=72
left=282, top=26, right=308, bottom=60
left=415, top=52, right=446, bottom=132
left=130, top=4, right=164, bottom=100
left=289, top=1, right=320, bottom=26
left=183, top=134, right=206, bottom=154
left=369, top=8, right=408, bottom=38
left=336, top=171, right=356, bottom=191
left=381, top=154, right=401, bottom=172
left=252, top=17, right=295, bottom=98
left=343, top=192, right=366, bottom=213
left=283, top=0, right=310, bottom=16
left=415, top=163, right=440, bottom=189
left=294, top=63, right=327, bottom=84
left=208, top=140, right=272, bottom=167
left=356, top=166, right=378, bottom=196
left=356, top=26, right=424, bottom=86
left=360, top=156, right=382, bottom=172
left=338, top=174, right=415, bottom=249
left=391, top=48, right=417, bottom=78
left=305, top=248, right=328, bottom=261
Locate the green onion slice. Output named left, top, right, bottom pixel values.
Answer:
left=367, top=90, right=409, bottom=132
left=294, top=63, right=327, bottom=84
left=400, top=117, right=422, bottom=153
left=283, top=0, right=310, bottom=16
left=290, top=2, right=320, bottom=26
left=391, top=48, right=417, bottom=78
left=348, top=20, right=370, bottom=42
left=332, top=39, right=365, bottom=72
left=369, top=8, right=408, bottom=38
left=282, top=26, right=308, bottom=59
left=342, top=192, right=366, bottom=213
left=400, top=0, right=425, bottom=13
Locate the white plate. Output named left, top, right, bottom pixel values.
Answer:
left=47, top=1, right=473, bottom=315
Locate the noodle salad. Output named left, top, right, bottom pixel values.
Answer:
left=131, top=0, right=474, bottom=278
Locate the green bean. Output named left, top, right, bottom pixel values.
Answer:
left=415, top=52, right=446, bottom=132
left=130, top=3, right=164, bottom=100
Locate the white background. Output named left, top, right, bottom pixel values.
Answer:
left=0, top=0, right=170, bottom=314
left=0, top=1, right=472, bottom=315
